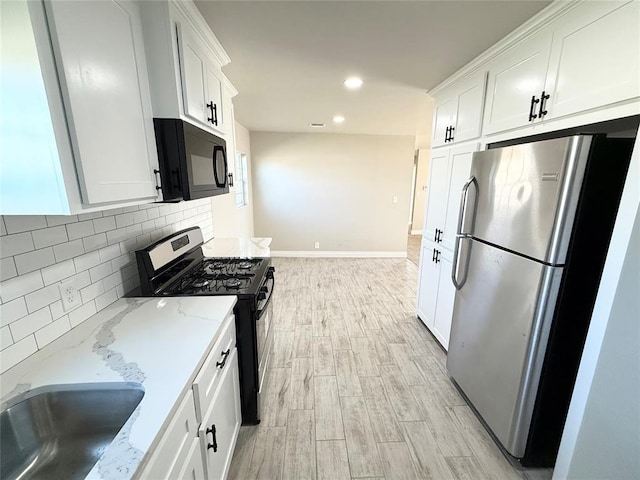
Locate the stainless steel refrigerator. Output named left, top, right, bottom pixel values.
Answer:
left=446, top=134, right=633, bottom=466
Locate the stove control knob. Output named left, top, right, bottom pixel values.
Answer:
left=258, top=292, right=267, bottom=301
left=266, top=266, right=275, bottom=279
left=260, top=286, right=268, bottom=293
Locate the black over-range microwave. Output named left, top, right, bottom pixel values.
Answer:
left=153, top=119, right=230, bottom=201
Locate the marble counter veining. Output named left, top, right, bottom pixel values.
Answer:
left=0, top=295, right=237, bottom=480
left=201, top=237, right=272, bottom=258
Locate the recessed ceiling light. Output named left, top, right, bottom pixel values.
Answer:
left=344, top=77, right=363, bottom=89
left=309, top=123, right=325, bottom=128
left=333, top=116, right=345, bottom=123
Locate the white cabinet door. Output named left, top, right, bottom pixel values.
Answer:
left=45, top=0, right=158, bottom=204
left=199, top=348, right=241, bottom=480
left=454, top=72, right=487, bottom=143
left=441, top=144, right=477, bottom=253
left=544, top=1, right=640, bottom=121
left=433, top=251, right=455, bottom=350
left=178, top=24, right=208, bottom=126
left=416, top=240, right=439, bottom=329
left=432, top=97, right=457, bottom=147
left=176, top=438, right=206, bottom=480
left=423, top=149, right=451, bottom=244
left=205, top=64, right=224, bottom=132
left=483, top=28, right=553, bottom=135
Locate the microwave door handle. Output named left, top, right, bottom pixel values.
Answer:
left=213, top=146, right=226, bottom=187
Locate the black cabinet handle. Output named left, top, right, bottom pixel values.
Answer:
left=448, top=126, right=455, bottom=142
left=528, top=95, right=540, bottom=121
left=433, top=229, right=438, bottom=242
left=228, top=172, right=234, bottom=187
left=432, top=249, right=437, bottom=263
left=538, top=91, right=550, bottom=118
left=207, top=102, right=218, bottom=125
left=444, top=126, right=450, bottom=143
left=435, top=250, right=441, bottom=264
left=206, top=424, right=218, bottom=452
left=216, top=349, right=230, bottom=369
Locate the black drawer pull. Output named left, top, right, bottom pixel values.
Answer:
left=216, top=349, right=230, bottom=369
left=538, top=91, right=550, bottom=118
left=206, top=424, right=217, bottom=452
left=528, top=95, right=540, bottom=121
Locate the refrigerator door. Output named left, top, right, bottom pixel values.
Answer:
left=469, top=135, right=592, bottom=265
left=447, top=239, right=563, bottom=457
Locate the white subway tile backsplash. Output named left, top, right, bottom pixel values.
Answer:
left=53, top=239, right=85, bottom=262
left=32, top=225, right=69, bottom=249
left=1, top=336, right=37, bottom=373
left=14, top=247, right=56, bottom=275
left=35, top=316, right=71, bottom=349
left=46, top=215, right=78, bottom=227
left=89, top=262, right=112, bottom=283
left=1, top=325, right=13, bottom=350
left=69, top=301, right=96, bottom=328
left=67, top=220, right=95, bottom=240
left=77, top=211, right=103, bottom=221
left=4, top=216, right=47, bottom=234
left=0, top=298, right=28, bottom=327
left=83, top=233, right=108, bottom=252
left=41, top=260, right=76, bottom=286
left=99, top=245, right=121, bottom=263
left=115, top=213, right=135, bottom=228
left=0, top=232, right=35, bottom=259
left=107, top=228, right=128, bottom=245
left=93, top=216, right=116, bottom=234
left=1, top=258, right=17, bottom=281
left=73, top=250, right=101, bottom=272
left=0, top=199, right=213, bottom=370
left=0, top=271, right=44, bottom=303
left=25, top=284, right=61, bottom=313
left=9, top=307, right=51, bottom=341
left=49, top=300, right=65, bottom=320
left=95, top=288, right=118, bottom=311
left=80, top=281, right=104, bottom=303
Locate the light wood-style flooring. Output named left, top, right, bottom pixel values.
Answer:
left=406, top=235, right=421, bottom=266
left=228, top=257, right=552, bottom=480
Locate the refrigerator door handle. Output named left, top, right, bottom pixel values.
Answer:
left=452, top=176, right=478, bottom=290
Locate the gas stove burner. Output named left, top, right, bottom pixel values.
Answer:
left=226, top=278, right=242, bottom=288
left=237, top=261, right=253, bottom=269
left=191, top=279, right=210, bottom=289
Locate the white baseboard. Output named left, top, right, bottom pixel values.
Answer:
left=271, top=250, right=408, bottom=258
left=410, top=229, right=423, bottom=235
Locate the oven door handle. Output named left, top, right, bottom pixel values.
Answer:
left=256, top=280, right=274, bottom=320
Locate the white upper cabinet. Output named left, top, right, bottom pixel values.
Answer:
left=0, top=0, right=159, bottom=214
left=542, top=0, right=640, bottom=121
left=45, top=0, right=158, bottom=205
left=139, top=0, right=238, bottom=139
left=483, top=0, right=639, bottom=136
left=483, top=27, right=553, bottom=135
left=432, top=71, right=486, bottom=146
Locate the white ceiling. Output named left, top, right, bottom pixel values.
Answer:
left=195, top=1, right=550, bottom=136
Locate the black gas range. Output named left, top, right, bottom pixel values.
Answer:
left=134, top=227, right=274, bottom=425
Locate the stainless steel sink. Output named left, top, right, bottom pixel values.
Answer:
left=1, top=382, right=144, bottom=480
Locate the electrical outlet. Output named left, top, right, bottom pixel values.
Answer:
left=59, top=279, right=81, bottom=312
left=392, top=195, right=398, bottom=204
left=314, top=242, right=320, bottom=249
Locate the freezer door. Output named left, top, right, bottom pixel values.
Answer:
left=469, top=135, right=592, bottom=264
left=446, top=239, right=563, bottom=457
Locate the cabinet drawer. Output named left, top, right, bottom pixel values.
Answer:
left=193, top=314, right=236, bottom=422
left=142, top=390, right=199, bottom=478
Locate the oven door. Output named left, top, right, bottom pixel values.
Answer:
left=183, top=122, right=229, bottom=199
left=255, top=270, right=274, bottom=398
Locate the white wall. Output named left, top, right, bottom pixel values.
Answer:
left=250, top=132, right=415, bottom=254
left=0, top=199, right=214, bottom=373
left=553, top=135, right=640, bottom=480
left=210, top=121, right=255, bottom=238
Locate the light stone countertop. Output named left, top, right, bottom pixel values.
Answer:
left=201, top=237, right=272, bottom=258
left=0, top=295, right=237, bottom=480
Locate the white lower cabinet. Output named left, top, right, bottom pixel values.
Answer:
left=416, top=239, right=455, bottom=350
left=140, top=313, right=240, bottom=480
left=198, top=348, right=241, bottom=480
